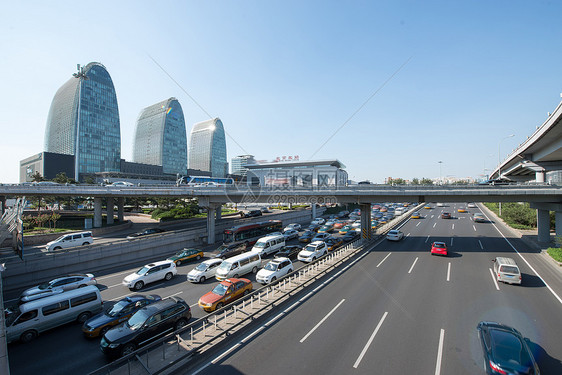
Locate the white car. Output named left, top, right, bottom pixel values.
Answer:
left=437, top=203, right=444, bottom=207
left=351, top=222, right=361, bottom=229
left=256, top=257, right=293, bottom=284
left=467, top=202, right=476, bottom=208
left=284, top=223, right=301, bottom=232
left=122, top=260, right=177, bottom=290
left=283, top=229, right=299, bottom=240
left=110, top=181, right=134, bottom=186
left=20, top=273, right=97, bottom=303
left=386, top=230, right=404, bottom=241
left=311, top=217, right=325, bottom=225
left=298, top=241, right=328, bottom=263
left=187, top=259, right=223, bottom=283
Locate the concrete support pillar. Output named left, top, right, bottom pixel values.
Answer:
left=117, top=197, right=124, bottom=222
left=311, top=204, right=317, bottom=220
left=0, top=196, right=5, bottom=215
left=94, top=197, right=103, bottom=228
left=555, top=211, right=562, bottom=238
left=206, top=203, right=219, bottom=245
left=360, top=203, right=372, bottom=240
left=537, top=208, right=550, bottom=243
left=289, top=203, right=293, bottom=210
left=106, top=197, right=114, bottom=225
left=535, top=170, right=545, bottom=183
left=215, top=205, right=222, bottom=221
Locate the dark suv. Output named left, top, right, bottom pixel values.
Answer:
left=477, top=321, right=540, bottom=375
left=240, top=210, right=262, bottom=218
left=100, top=297, right=191, bottom=358
left=215, top=243, right=247, bottom=259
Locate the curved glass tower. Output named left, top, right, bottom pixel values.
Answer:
left=132, top=97, right=187, bottom=175
left=188, top=118, right=227, bottom=177
left=44, top=62, right=121, bottom=180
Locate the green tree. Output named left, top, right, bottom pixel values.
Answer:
left=30, top=172, right=43, bottom=182
left=411, top=178, right=420, bottom=185
left=50, top=212, right=61, bottom=229
left=420, top=178, right=434, bottom=185
left=84, top=176, right=96, bottom=185
left=53, top=172, right=76, bottom=184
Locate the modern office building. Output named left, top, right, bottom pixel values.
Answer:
left=20, top=152, right=75, bottom=182
left=245, top=159, right=348, bottom=188
left=188, top=118, right=228, bottom=177
left=132, top=97, right=187, bottom=175
left=44, top=62, right=121, bottom=181
left=231, top=155, right=256, bottom=176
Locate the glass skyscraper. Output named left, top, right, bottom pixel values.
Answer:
left=188, top=118, right=227, bottom=177
left=44, top=62, right=121, bottom=180
left=132, top=97, right=187, bottom=175
left=231, top=155, right=256, bottom=176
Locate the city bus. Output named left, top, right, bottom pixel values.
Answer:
left=223, top=220, right=283, bottom=247
left=177, top=175, right=234, bottom=187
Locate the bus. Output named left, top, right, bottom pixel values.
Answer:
left=177, top=175, right=234, bottom=187
left=223, top=220, right=283, bottom=247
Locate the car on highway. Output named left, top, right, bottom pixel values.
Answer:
left=332, top=220, right=345, bottom=230
left=307, top=223, right=321, bottom=232
left=240, top=209, right=262, bottom=218
left=298, top=241, right=328, bottom=262
left=198, top=278, right=253, bottom=312
left=457, top=207, right=467, bottom=213
left=343, top=230, right=359, bottom=242
left=411, top=211, right=421, bottom=219
left=324, top=237, right=343, bottom=251
left=20, top=273, right=97, bottom=303
left=424, top=204, right=432, bottom=209
left=274, top=245, right=302, bottom=260
left=476, top=321, right=540, bottom=375
left=493, top=257, right=522, bottom=285
left=437, top=203, right=444, bottom=207
left=386, top=230, right=404, bottom=241
left=187, top=259, right=223, bottom=283
left=122, top=260, right=177, bottom=291
left=298, top=230, right=316, bottom=243
left=167, top=248, right=204, bottom=266
left=215, top=243, right=247, bottom=259
left=311, top=217, right=325, bottom=225
left=82, top=294, right=161, bottom=338
left=474, top=213, right=487, bottom=223
left=256, top=257, right=293, bottom=284
left=126, top=228, right=165, bottom=240
left=467, top=202, right=477, bottom=208
left=110, top=181, right=134, bottom=187
left=339, top=224, right=353, bottom=234
left=336, top=210, right=349, bottom=218
left=283, top=229, right=299, bottom=240
left=441, top=212, right=451, bottom=219
left=45, top=231, right=94, bottom=251
left=318, top=224, right=333, bottom=233
left=430, top=242, right=448, bottom=256
left=312, top=232, right=331, bottom=242
left=283, top=223, right=301, bottom=232
left=100, top=297, right=191, bottom=358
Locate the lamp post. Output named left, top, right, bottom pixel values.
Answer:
left=438, top=161, right=443, bottom=185
left=498, top=134, right=515, bottom=216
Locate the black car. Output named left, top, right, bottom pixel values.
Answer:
left=343, top=231, right=359, bottom=242
left=100, top=297, right=191, bottom=358
left=336, top=210, right=350, bottom=219
left=215, top=243, right=247, bottom=259
left=82, top=294, right=161, bottom=338
left=477, top=321, right=540, bottom=375
left=240, top=210, right=262, bottom=218
left=307, top=224, right=321, bottom=232
left=298, top=231, right=316, bottom=243
left=274, top=245, right=302, bottom=260
left=127, top=228, right=165, bottom=240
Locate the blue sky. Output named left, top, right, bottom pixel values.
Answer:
left=1, top=0, right=561, bottom=183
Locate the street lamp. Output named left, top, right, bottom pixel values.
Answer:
left=438, top=161, right=443, bottom=185
left=498, top=134, right=515, bottom=216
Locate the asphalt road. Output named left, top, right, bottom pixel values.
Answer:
left=189, top=203, right=562, bottom=375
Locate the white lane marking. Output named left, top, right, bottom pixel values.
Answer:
left=377, top=253, right=392, bottom=268
left=353, top=312, right=388, bottom=369
left=96, top=270, right=135, bottom=280
left=433, top=222, right=437, bottom=228
left=108, top=282, right=166, bottom=301
left=416, top=222, right=421, bottom=227
left=431, top=215, right=434, bottom=219
left=406, top=233, right=410, bottom=237
left=452, top=223, right=454, bottom=230
left=408, top=257, right=419, bottom=274
left=478, top=240, right=483, bottom=250
left=106, top=283, right=123, bottom=289
left=489, top=268, right=500, bottom=291
left=447, top=263, right=451, bottom=282
left=434, top=329, right=445, bottom=375
left=473, top=225, right=476, bottom=232
left=164, top=291, right=183, bottom=299
left=425, top=235, right=430, bottom=243
left=481, top=210, right=562, bottom=305
left=300, top=299, right=345, bottom=343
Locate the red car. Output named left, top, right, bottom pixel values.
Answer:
left=431, top=242, right=448, bottom=256
left=441, top=212, right=451, bottom=219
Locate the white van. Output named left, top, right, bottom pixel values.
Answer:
left=45, top=231, right=93, bottom=251
left=5, top=285, right=102, bottom=343
left=215, top=251, right=261, bottom=281
left=251, top=234, right=285, bottom=256
left=492, top=257, right=522, bottom=285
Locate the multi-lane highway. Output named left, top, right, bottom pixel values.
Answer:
left=189, top=203, right=562, bottom=375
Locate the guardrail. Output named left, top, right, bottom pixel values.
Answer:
left=87, top=204, right=420, bottom=375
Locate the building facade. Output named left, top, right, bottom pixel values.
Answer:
left=231, top=155, right=256, bottom=176
left=19, top=152, right=75, bottom=182
left=188, top=118, right=228, bottom=177
left=245, top=160, right=348, bottom=188
left=44, top=62, right=121, bottom=181
left=132, top=97, right=187, bottom=175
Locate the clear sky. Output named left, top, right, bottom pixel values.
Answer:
left=1, top=0, right=561, bottom=184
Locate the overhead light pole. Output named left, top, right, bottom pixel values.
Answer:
left=438, top=161, right=443, bottom=185
left=498, top=134, right=515, bottom=216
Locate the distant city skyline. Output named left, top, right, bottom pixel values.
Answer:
left=2, top=1, right=562, bottom=183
